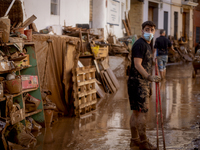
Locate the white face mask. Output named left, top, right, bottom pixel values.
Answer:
left=144, top=32, right=154, bottom=41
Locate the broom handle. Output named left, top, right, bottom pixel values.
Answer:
left=155, top=58, right=166, bottom=150
left=155, top=58, right=159, bottom=150
left=4, top=0, right=16, bottom=17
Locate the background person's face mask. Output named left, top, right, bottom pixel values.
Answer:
left=144, top=32, right=154, bottom=41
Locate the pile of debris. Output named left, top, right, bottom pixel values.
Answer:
left=168, top=37, right=194, bottom=63
left=62, top=25, right=127, bottom=117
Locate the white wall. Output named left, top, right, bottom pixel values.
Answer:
left=143, top=0, right=171, bottom=36
left=22, top=0, right=90, bottom=35
left=171, top=6, right=182, bottom=39
left=159, top=3, right=171, bottom=36
left=143, top=0, right=149, bottom=22
left=92, top=0, right=130, bottom=39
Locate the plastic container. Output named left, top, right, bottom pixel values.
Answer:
left=24, top=29, right=32, bottom=41
left=14, top=27, right=24, bottom=34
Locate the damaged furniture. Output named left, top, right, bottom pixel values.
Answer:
left=0, top=42, right=45, bottom=149
left=73, top=66, right=97, bottom=117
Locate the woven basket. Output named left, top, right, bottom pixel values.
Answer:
left=0, top=0, right=23, bottom=25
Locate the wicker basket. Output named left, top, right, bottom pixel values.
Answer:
left=0, top=0, right=23, bottom=24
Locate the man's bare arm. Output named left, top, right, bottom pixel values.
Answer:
left=134, top=57, right=161, bottom=82
left=153, top=48, right=156, bottom=55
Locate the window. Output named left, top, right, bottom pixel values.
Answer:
left=121, top=3, right=125, bottom=29
left=164, top=11, right=168, bottom=37
left=174, top=12, right=178, bottom=40
left=196, top=27, right=200, bottom=43
left=51, top=0, right=59, bottom=15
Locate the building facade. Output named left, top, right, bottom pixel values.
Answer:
left=22, top=0, right=90, bottom=35
left=193, top=0, right=200, bottom=47
left=92, top=0, right=131, bottom=38
left=129, top=0, right=198, bottom=49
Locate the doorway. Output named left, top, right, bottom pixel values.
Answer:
left=164, top=11, right=168, bottom=37
left=148, top=2, right=158, bottom=29
left=182, top=10, right=189, bottom=41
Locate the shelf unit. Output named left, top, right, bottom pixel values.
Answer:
left=0, top=42, right=45, bottom=128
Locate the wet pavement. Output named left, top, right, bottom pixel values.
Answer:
left=31, top=62, right=200, bottom=150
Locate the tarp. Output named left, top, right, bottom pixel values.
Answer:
left=32, top=34, right=80, bottom=115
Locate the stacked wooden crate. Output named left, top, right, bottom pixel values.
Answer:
left=73, top=66, right=97, bottom=117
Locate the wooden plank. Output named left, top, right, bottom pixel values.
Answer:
left=106, top=68, right=120, bottom=90
left=78, top=89, right=97, bottom=97
left=15, top=22, right=22, bottom=28
left=25, top=109, right=42, bottom=117
left=76, top=68, right=96, bottom=74
left=94, top=60, right=107, bottom=92
left=125, top=13, right=132, bottom=35
left=77, top=79, right=96, bottom=86
left=11, top=22, right=17, bottom=29
left=31, top=23, right=38, bottom=32
left=79, top=99, right=97, bottom=109
left=101, top=71, right=113, bottom=93
left=22, top=15, right=37, bottom=28
left=95, top=82, right=106, bottom=98
left=101, top=58, right=109, bottom=70
left=98, top=46, right=108, bottom=58
left=103, top=71, right=116, bottom=93
left=122, top=20, right=130, bottom=36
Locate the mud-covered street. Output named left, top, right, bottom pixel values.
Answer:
left=30, top=63, right=200, bottom=150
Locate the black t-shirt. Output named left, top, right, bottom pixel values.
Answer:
left=129, top=38, right=153, bottom=81
left=154, top=36, right=171, bottom=56
left=128, top=38, right=152, bottom=98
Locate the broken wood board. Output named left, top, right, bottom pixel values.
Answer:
left=101, top=70, right=116, bottom=93
left=94, top=60, right=108, bottom=92
left=122, top=20, right=130, bottom=36
left=22, top=15, right=37, bottom=28
left=101, top=58, right=109, bottom=70
left=95, top=82, right=106, bottom=98
left=101, top=70, right=112, bottom=93
left=125, top=13, right=132, bottom=35
left=106, top=68, right=120, bottom=90
left=30, top=23, right=38, bottom=32
left=14, top=22, right=22, bottom=29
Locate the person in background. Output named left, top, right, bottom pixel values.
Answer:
left=195, top=42, right=200, bottom=54
left=153, top=29, right=176, bottom=80
left=128, top=21, right=160, bottom=150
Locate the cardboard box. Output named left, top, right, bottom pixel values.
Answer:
left=21, top=75, right=39, bottom=90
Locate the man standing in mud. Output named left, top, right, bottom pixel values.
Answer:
left=128, top=21, right=161, bottom=150
left=153, top=29, right=173, bottom=80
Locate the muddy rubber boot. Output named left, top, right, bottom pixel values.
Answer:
left=130, top=138, right=140, bottom=148
left=139, top=140, right=157, bottom=150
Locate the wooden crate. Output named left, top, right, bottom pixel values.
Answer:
left=73, top=66, right=97, bottom=117
left=98, top=46, right=108, bottom=58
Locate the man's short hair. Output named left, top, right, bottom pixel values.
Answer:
left=142, top=21, right=156, bottom=29
left=160, top=29, right=165, bottom=35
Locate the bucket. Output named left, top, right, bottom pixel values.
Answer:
left=5, top=77, right=22, bottom=94
left=24, top=29, right=32, bottom=41
left=0, top=17, right=10, bottom=43
left=44, top=109, right=54, bottom=127
left=14, top=27, right=24, bottom=34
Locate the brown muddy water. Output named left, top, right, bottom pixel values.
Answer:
left=30, top=63, right=200, bottom=150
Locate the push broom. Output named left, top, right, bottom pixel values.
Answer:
left=155, top=58, right=166, bottom=150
